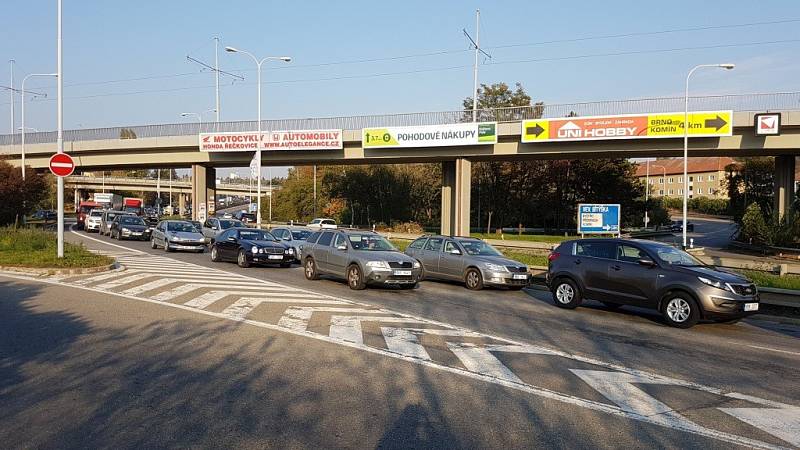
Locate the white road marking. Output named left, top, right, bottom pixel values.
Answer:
left=222, top=293, right=350, bottom=323
left=381, top=328, right=482, bottom=360
left=69, top=227, right=147, bottom=254
left=747, top=344, right=800, bottom=357
left=275, top=305, right=379, bottom=332
left=449, top=343, right=555, bottom=385
left=329, top=315, right=431, bottom=345
left=0, top=269, right=790, bottom=450
left=719, top=406, right=800, bottom=447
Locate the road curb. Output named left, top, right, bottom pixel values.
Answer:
left=0, top=262, right=118, bottom=277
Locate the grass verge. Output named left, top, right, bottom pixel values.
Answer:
left=736, top=269, right=800, bottom=291
left=470, top=233, right=568, bottom=244
left=0, top=227, right=113, bottom=268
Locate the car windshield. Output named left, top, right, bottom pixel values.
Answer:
left=119, top=216, right=145, bottom=225
left=348, top=234, right=396, bottom=251
left=291, top=230, right=311, bottom=240
left=80, top=205, right=95, bottom=213
left=89, top=210, right=103, bottom=217
left=654, top=246, right=705, bottom=267
left=189, top=221, right=202, bottom=231
left=167, top=222, right=197, bottom=233
left=461, top=240, right=503, bottom=256
left=123, top=206, right=139, bottom=213
left=239, top=230, right=276, bottom=241
left=219, top=219, right=243, bottom=229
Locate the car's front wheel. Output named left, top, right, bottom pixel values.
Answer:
left=304, top=258, right=319, bottom=280
left=150, top=237, right=158, bottom=249
left=661, top=293, right=700, bottom=328
left=464, top=268, right=484, bottom=291
left=210, top=246, right=221, bottom=262
left=237, top=250, right=250, bottom=268
left=552, top=278, right=581, bottom=309
left=347, top=264, right=366, bottom=290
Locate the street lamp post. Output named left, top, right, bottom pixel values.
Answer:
left=683, top=63, right=734, bottom=248
left=21, top=73, right=57, bottom=180
left=225, top=46, right=291, bottom=228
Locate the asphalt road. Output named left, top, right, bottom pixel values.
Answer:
left=0, top=227, right=798, bottom=449
left=653, top=216, right=738, bottom=249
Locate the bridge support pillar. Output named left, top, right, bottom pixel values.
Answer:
left=441, top=158, right=471, bottom=237
left=774, top=155, right=797, bottom=219
left=73, top=188, right=81, bottom=207
left=178, top=194, right=186, bottom=216
left=191, top=165, right=216, bottom=221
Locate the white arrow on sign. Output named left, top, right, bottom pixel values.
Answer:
left=603, top=224, right=611, bottom=230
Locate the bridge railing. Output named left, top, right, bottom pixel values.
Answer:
left=66, top=175, right=264, bottom=190
left=2, top=92, right=799, bottom=146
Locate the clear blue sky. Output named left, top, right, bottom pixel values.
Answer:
left=3, top=0, right=800, bottom=176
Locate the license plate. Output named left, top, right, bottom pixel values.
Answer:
left=512, top=274, right=528, bottom=280
left=744, top=303, right=759, bottom=311
left=131, top=232, right=142, bottom=236
left=394, top=270, right=412, bottom=276
left=268, top=255, right=283, bottom=260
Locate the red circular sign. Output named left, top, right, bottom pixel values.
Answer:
left=49, top=153, right=75, bottom=177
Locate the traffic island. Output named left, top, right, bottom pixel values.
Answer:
left=0, top=227, right=115, bottom=276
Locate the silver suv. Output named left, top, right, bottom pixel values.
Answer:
left=405, top=235, right=530, bottom=290
left=303, top=230, right=422, bottom=290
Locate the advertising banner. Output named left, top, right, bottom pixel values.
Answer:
left=522, top=111, right=733, bottom=143
left=363, top=122, right=497, bottom=149
left=199, top=130, right=343, bottom=152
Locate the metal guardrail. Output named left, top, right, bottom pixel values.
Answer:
left=2, top=92, right=799, bottom=146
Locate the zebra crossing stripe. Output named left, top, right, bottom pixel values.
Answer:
left=329, top=315, right=431, bottom=345
left=222, top=298, right=351, bottom=320
left=276, top=306, right=383, bottom=332
left=380, top=327, right=482, bottom=360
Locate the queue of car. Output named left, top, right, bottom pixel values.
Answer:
left=77, top=206, right=759, bottom=329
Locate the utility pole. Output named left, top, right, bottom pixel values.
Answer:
left=463, top=9, right=490, bottom=122
left=313, top=165, right=317, bottom=218
left=9, top=59, right=14, bottom=137
left=56, top=0, right=65, bottom=258
left=214, top=36, right=220, bottom=122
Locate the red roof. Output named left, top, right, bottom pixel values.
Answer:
left=634, top=157, right=737, bottom=177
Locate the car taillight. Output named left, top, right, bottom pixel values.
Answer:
left=547, top=252, right=560, bottom=262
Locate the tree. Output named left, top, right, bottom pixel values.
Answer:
left=0, top=160, right=51, bottom=226
left=725, top=157, right=773, bottom=222
left=739, top=202, right=769, bottom=244
left=462, top=82, right=543, bottom=122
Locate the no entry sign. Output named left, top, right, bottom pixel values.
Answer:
left=49, top=153, right=75, bottom=177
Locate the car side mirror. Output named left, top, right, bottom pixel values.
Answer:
left=227, top=236, right=236, bottom=242
left=337, top=244, right=347, bottom=251
left=638, top=258, right=656, bottom=267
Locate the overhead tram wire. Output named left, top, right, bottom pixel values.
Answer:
left=17, top=16, right=800, bottom=91
left=3, top=37, right=800, bottom=107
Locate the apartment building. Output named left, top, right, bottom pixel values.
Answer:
left=634, top=157, right=736, bottom=199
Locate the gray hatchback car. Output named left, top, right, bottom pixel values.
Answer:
left=405, top=235, right=530, bottom=290
left=303, top=230, right=422, bottom=290
left=546, top=238, right=760, bottom=328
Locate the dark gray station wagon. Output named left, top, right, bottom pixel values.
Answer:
left=546, top=239, right=759, bottom=328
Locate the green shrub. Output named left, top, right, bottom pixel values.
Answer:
left=739, top=203, right=769, bottom=244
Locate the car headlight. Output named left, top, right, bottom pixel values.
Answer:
left=698, top=276, right=732, bottom=292
left=121, top=227, right=130, bottom=232
left=286, top=248, right=294, bottom=254
left=251, top=246, right=259, bottom=254
left=366, top=261, right=390, bottom=269
left=485, top=263, right=508, bottom=272
left=413, top=261, right=421, bottom=268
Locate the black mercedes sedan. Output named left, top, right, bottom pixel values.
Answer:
left=210, top=227, right=295, bottom=268
left=110, top=215, right=152, bottom=241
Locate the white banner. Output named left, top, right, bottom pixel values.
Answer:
left=200, top=130, right=343, bottom=152
left=249, top=153, right=259, bottom=178
left=362, top=122, right=497, bottom=149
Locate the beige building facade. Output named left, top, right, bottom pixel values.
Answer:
left=635, top=157, right=735, bottom=199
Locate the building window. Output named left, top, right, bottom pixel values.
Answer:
left=669, top=177, right=674, bottom=183
left=697, top=175, right=704, bottom=182
left=659, top=190, right=664, bottom=195
left=678, top=177, right=683, bottom=183
left=709, top=175, right=715, bottom=181
left=668, top=189, right=674, bottom=195
left=697, top=187, right=703, bottom=194
left=679, top=189, right=683, bottom=195
left=659, top=178, right=664, bottom=184
left=689, top=176, right=693, bottom=182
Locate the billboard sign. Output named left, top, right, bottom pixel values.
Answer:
left=522, top=111, right=733, bottom=143
left=200, top=130, right=343, bottom=152
left=577, top=203, right=621, bottom=235
left=363, top=122, right=497, bottom=149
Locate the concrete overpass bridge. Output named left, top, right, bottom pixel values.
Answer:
left=2, top=92, right=799, bottom=233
